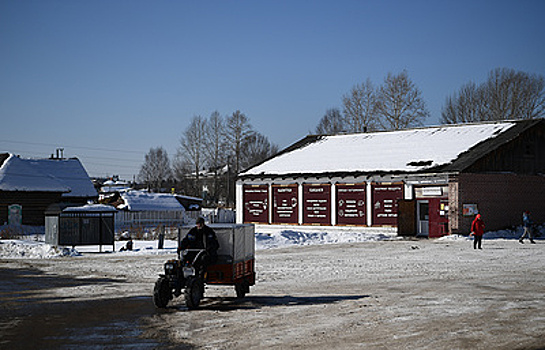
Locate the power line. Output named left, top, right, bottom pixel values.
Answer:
left=0, top=139, right=145, bottom=155
left=83, top=160, right=141, bottom=169
left=2, top=147, right=142, bottom=164
left=0, top=141, right=145, bottom=173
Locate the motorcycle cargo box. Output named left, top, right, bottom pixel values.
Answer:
left=178, top=223, right=255, bottom=264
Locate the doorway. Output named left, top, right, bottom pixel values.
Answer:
left=417, top=200, right=429, bottom=236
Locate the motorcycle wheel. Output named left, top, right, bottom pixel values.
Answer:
left=153, top=277, right=171, bottom=308
left=184, top=277, right=203, bottom=309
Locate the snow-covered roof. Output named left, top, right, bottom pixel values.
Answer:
left=241, top=121, right=520, bottom=176
left=100, top=183, right=132, bottom=193
left=118, top=190, right=185, bottom=211
left=26, top=157, right=97, bottom=198
left=63, top=204, right=117, bottom=212
left=0, top=154, right=72, bottom=193
left=0, top=154, right=97, bottom=197
left=175, top=194, right=203, bottom=202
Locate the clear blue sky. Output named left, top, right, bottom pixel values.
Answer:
left=1, top=0, right=544, bottom=179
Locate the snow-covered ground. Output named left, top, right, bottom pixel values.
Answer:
left=2, top=224, right=545, bottom=349
left=0, top=223, right=542, bottom=259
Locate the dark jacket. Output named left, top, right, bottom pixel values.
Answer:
left=523, top=213, right=532, bottom=228
left=180, top=225, right=219, bottom=257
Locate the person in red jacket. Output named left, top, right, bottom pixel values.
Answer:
left=470, top=214, right=485, bottom=249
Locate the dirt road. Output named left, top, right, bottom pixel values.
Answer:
left=1, top=239, right=544, bottom=349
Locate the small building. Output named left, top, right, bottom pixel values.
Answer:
left=45, top=204, right=116, bottom=250
left=236, top=119, right=545, bottom=237
left=98, top=178, right=132, bottom=202
left=0, top=153, right=98, bottom=226
left=114, top=190, right=187, bottom=229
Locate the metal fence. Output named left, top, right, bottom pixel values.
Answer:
left=201, top=208, right=236, bottom=224
left=115, top=210, right=188, bottom=231
left=114, top=209, right=235, bottom=240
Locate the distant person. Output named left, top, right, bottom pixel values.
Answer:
left=120, top=237, right=133, bottom=252
left=470, top=214, right=485, bottom=249
left=519, top=211, right=536, bottom=244
left=178, top=217, right=219, bottom=275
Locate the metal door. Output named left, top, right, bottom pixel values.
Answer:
left=417, top=200, right=429, bottom=236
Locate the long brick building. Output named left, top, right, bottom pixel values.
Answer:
left=235, top=119, right=545, bottom=237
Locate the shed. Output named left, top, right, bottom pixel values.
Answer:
left=45, top=204, right=116, bottom=250
left=115, top=190, right=186, bottom=228
left=236, top=119, right=545, bottom=237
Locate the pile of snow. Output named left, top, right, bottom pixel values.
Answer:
left=0, top=240, right=80, bottom=259
left=255, top=225, right=398, bottom=249
left=1, top=224, right=542, bottom=259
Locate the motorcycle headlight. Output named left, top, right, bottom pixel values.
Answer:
left=165, top=262, right=176, bottom=272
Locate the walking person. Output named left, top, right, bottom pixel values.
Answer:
left=519, top=211, right=536, bottom=244
left=470, top=214, right=485, bottom=249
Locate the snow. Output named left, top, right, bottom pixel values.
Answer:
left=241, top=122, right=516, bottom=175
left=254, top=225, right=399, bottom=249
left=0, top=154, right=70, bottom=192
left=0, top=153, right=96, bottom=197
left=1, top=223, right=542, bottom=259
left=100, top=181, right=132, bottom=193
left=0, top=239, right=81, bottom=258
left=117, top=190, right=185, bottom=211
left=63, top=204, right=117, bottom=212
left=2, top=222, right=544, bottom=349
left=28, top=157, right=97, bottom=197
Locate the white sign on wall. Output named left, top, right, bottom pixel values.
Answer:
left=8, top=204, right=22, bottom=225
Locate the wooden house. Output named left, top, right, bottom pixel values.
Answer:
left=0, top=153, right=98, bottom=226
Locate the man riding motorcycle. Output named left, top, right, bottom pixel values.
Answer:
left=178, top=217, right=219, bottom=277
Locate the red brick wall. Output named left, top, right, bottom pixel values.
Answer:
left=451, top=173, right=545, bottom=234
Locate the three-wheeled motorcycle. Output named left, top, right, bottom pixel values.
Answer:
left=153, top=224, right=255, bottom=309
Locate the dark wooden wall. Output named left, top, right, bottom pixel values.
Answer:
left=0, top=191, right=64, bottom=226
left=467, top=122, right=545, bottom=175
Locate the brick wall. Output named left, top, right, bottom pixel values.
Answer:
left=451, top=173, right=545, bottom=234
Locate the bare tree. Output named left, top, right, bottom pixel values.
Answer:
left=175, top=115, right=207, bottom=196
left=226, top=110, right=254, bottom=174
left=241, top=132, right=279, bottom=170
left=342, top=79, right=379, bottom=132
left=138, top=146, right=171, bottom=192
left=376, top=71, right=429, bottom=130
left=441, top=68, right=545, bottom=124
left=204, top=111, right=227, bottom=203
left=484, top=68, right=545, bottom=121
left=441, top=82, right=487, bottom=124
left=315, top=108, right=347, bottom=135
